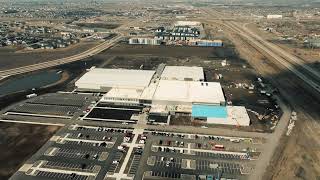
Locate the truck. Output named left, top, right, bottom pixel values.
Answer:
left=206, top=175, right=213, bottom=180
left=26, top=93, right=37, bottom=98
left=230, top=138, right=240, bottom=143
left=214, top=145, right=225, bottom=150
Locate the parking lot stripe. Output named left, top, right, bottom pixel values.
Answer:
left=0, top=119, right=65, bottom=126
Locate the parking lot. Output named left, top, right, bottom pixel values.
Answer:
left=10, top=124, right=135, bottom=180
left=128, top=154, right=142, bottom=175
left=2, top=92, right=98, bottom=119
left=196, top=160, right=241, bottom=175
left=133, top=130, right=261, bottom=180
left=35, top=171, right=89, bottom=180
left=10, top=126, right=262, bottom=180
left=195, top=151, right=250, bottom=160
left=8, top=103, right=80, bottom=116
left=150, top=171, right=181, bottom=179
left=43, top=161, right=96, bottom=172
left=46, top=147, right=107, bottom=161
left=28, top=93, right=95, bottom=107
left=107, top=152, right=124, bottom=174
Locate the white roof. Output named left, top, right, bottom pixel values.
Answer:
left=175, top=21, right=202, bottom=26
left=104, top=88, right=143, bottom=99
left=207, top=106, right=250, bottom=126
left=153, top=80, right=225, bottom=105
left=227, top=106, right=250, bottom=126
left=75, top=68, right=155, bottom=90
left=161, top=66, right=204, bottom=81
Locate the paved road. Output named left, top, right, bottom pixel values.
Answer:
left=248, top=97, right=291, bottom=180
left=0, top=18, right=142, bottom=78
left=0, top=35, right=122, bottom=78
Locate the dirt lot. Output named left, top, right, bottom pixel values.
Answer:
left=213, top=20, right=320, bottom=180
left=105, top=43, right=237, bottom=59
left=246, top=23, right=320, bottom=65
left=0, top=41, right=99, bottom=70
left=0, top=122, right=61, bottom=179
left=265, top=124, right=320, bottom=180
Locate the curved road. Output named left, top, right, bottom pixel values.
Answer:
left=0, top=35, right=123, bottom=78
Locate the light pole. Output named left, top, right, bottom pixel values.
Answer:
left=217, top=166, right=222, bottom=180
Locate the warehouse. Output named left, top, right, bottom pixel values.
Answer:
left=174, top=21, right=202, bottom=27
left=75, top=68, right=155, bottom=92
left=77, top=66, right=250, bottom=126
left=267, top=14, right=283, bottom=19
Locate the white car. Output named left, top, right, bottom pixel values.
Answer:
left=166, top=161, right=170, bottom=167
left=112, top=160, right=119, bottom=164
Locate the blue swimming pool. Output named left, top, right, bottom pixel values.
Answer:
left=192, top=104, right=227, bottom=118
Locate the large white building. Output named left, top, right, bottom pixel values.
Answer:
left=75, top=66, right=250, bottom=126
left=267, top=14, right=283, bottom=19
left=75, top=68, right=155, bottom=91
left=174, top=21, right=202, bottom=26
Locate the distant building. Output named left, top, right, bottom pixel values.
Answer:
left=267, top=15, right=283, bottom=19
left=305, top=38, right=320, bottom=48
left=155, top=25, right=200, bottom=41
left=129, top=37, right=162, bottom=45
left=155, top=21, right=202, bottom=41
left=189, top=40, right=223, bottom=47
left=174, top=21, right=202, bottom=26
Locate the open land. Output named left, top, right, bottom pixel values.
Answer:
left=0, top=122, right=61, bottom=180
left=201, top=14, right=320, bottom=180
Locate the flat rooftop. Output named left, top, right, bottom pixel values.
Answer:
left=75, top=68, right=155, bottom=90
left=104, top=88, right=143, bottom=100
left=160, top=66, right=204, bottom=81
left=153, top=80, right=225, bottom=105
left=174, top=21, right=202, bottom=27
